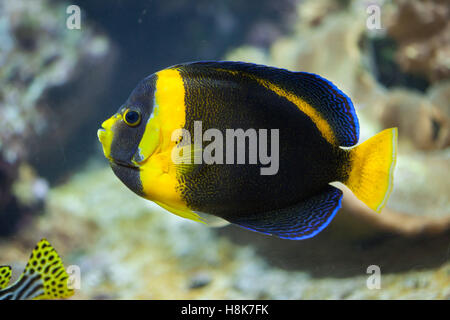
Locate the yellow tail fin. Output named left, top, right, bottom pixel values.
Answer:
left=344, top=128, right=398, bottom=213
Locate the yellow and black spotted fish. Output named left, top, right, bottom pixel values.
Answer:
left=98, top=61, right=397, bottom=240
left=0, top=239, right=74, bottom=300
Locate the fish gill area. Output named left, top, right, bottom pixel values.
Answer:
left=0, top=0, right=449, bottom=299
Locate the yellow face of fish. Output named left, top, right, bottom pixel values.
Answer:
left=97, top=75, right=160, bottom=169
left=98, top=69, right=204, bottom=223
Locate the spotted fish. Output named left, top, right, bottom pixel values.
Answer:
left=0, top=239, right=74, bottom=300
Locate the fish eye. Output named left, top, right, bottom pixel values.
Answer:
left=123, top=109, right=141, bottom=127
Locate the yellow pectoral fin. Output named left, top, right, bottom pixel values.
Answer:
left=154, top=201, right=205, bottom=224
left=169, top=143, right=203, bottom=177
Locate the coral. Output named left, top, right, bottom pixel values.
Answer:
left=1, top=165, right=448, bottom=299
left=0, top=0, right=448, bottom=300
left=385, top=0, right=450, bottom=82
left=378, top=84, right=450, bottom=150
left=0, top=0, right=114, bottom=235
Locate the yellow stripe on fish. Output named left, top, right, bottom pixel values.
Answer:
left=137, top=68, right=203, bottom=222
left=253, top=77, right=337, bottom=145
left=216, top=68, right=337, bottom=145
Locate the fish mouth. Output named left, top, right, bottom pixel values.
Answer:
left=97, top=128, right=106, bottom=141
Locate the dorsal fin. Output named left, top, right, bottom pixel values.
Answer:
left=179, top=61, right=359, bottom=147
left=23, top=239, right=74, bottom=300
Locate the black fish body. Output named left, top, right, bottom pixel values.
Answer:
left=98, top=61, right=397, bottom=240
left=177, top=63, right=347, bottom=219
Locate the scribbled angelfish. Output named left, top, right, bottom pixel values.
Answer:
left=98, top=61, right=398, bottom=240
left=0, top=239, right=74, bottom=300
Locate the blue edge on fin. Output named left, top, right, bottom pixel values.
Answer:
left=180, top=60, right=360, bottom=146
left=228, top=186, right=343, bottom=240
left=298, top=71, right=360, bottom=146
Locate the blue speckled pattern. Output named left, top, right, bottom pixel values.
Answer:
left=229, top=185, right=343, bottom=240
left=183, top=61, right=360, bottom=146
left=295, top=71, right=359, bottom=147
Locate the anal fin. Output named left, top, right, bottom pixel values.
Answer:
left=154, top=201, right=206, bottom=224
left=228, top=185, right=343, bottom=240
